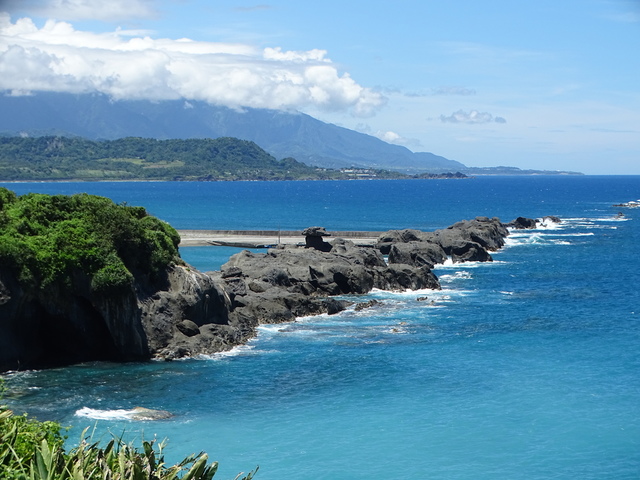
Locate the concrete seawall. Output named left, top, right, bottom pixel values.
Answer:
left=177, top=230, right=382, bottom=248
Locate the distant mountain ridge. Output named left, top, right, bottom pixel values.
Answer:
left=0, top=92, right=581, bottom=175
left=0, top=92, right=464, bottom=173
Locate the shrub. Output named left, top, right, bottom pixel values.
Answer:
left=0, top=188, right=181, bottom=292
left=91, top=254, right=135, bottom=294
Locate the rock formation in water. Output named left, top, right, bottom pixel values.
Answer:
left=0, top=187, right=552, bottom=371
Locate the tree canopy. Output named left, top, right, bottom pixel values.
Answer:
left=0, top=187, right=180, bottom=293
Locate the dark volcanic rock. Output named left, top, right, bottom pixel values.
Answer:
left=217, top=234, right=441, bottom=326
left=387, top=241, right=447, bottom=268
left=508, top=216, right=538, bottom=229
left=372, top=264, right=440, bottom=291
left=447, top=239, right=493, bottom=263
left=0, top=263, right=236, bottom=371
left=176, top=319, right=200, bottom=337
left=377, top=216, right=509, bottom=265
left=0, top=267, right=147, bottom=371
left=377, top=229, right=427, bottom=254
left=436, top=216, right=509, bottom=252
left=303, top=226, right=332, bottom=252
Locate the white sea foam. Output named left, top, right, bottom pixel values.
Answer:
left=368, top=287, right=441, bottom=298
left=75, top=407, right=138, bottom=421
left=440, top=257, right=454, bottom=267
left=535, top=217, right=565, bottom=230
left=257, top=324, right=292, bottom=334
left=505, top=231, right=582, bottom=247
left=193, top=344, right=275, bottom=361
left=439, top=271, right=473, bottom=282
left=435, top=259, right=506, bottom=269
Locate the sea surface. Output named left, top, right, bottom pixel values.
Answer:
left=2, top=176, right=640, bottom=479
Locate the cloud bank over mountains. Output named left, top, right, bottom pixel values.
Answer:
left=0, top=13, right=385, bottom=117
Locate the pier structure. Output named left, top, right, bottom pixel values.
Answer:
left=177, top=229, right=381, bottom=248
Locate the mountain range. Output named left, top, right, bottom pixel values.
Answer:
left=0, top=92, right=579, bottom=175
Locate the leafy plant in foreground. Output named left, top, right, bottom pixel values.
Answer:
left=0, top=403, right=258, bottom=480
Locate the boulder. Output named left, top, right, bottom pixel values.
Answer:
left=176, top=319, right=200, bottom=337
left=372, top=264, right=440, bottom=291
left=508, top=216, right=538, bottom=229
left=387, top=241, right=447, bottom=268
left=377, top=217, right=508, bottom=264
left=438, top=217, right=509, bottom=252
left=377, top=229, right=427, bottom=254
left=129, top=407, right=173, bottom=421
left=448, top=240, right=493, bottom=263
left=303, top=226, right=332, bottom=252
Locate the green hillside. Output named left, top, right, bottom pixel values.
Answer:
left=0, top=136, right=349, bottom=181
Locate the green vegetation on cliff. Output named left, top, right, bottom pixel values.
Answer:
left=0, top=187, right=180, bottom=293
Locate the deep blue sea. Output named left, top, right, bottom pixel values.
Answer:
left=2, top=176, right=640, bottom=479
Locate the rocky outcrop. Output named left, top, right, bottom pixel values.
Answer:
left=214, top=236, right=440, bottom=327
left=507, top=216, right=561, bottom=229
left=0, top=215, right=534, bottom=371
left=378, top=216, right=509, bottom=264
left=508, top=216, right=538, bottom=229
left=303, top=226, right=332, bottom=252
left=0, top=264, right=236, bottom=370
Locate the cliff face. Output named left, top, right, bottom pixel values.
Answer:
left=0, top=266, right=142, bottom=371
left=0, top=263, right=235, bottom=372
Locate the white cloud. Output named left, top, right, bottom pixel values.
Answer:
left=373, top=130, right=421, bottom=148
left=0, top=13, right=386, bottom=116
left=1, top=0, right=159, bottom=22
left=439, top=109, right=506, bottom=124
left=354, top=123, right=421, bottom=148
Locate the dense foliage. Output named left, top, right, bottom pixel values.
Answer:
left=0, top=403, right=257, bottom=479
left=0, top=188, right=180, bottom=292
left=0, top=136, right=347, bottom=181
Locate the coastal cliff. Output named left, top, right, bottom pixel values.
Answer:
left=0, top=187, right=547, bottom=372
left=0, top=188, right=232, bottom=371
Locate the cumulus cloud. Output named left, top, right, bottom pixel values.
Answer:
left=355, top=123, right=421, bottom=148
left=439, top=109, right=506, bottom=124
left=1, top=0, right=159, bottom=21
left=0, top=13, right=386, bottom=116
left=373, top=130, right=421, bottom=148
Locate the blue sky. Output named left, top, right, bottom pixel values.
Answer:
left=1, top=0, right=639, bottom=174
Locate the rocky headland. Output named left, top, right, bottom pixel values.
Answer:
left=0, top=188, right=557, bottom=372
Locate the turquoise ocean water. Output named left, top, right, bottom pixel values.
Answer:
left=2, top=176, right=640, bottom=479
